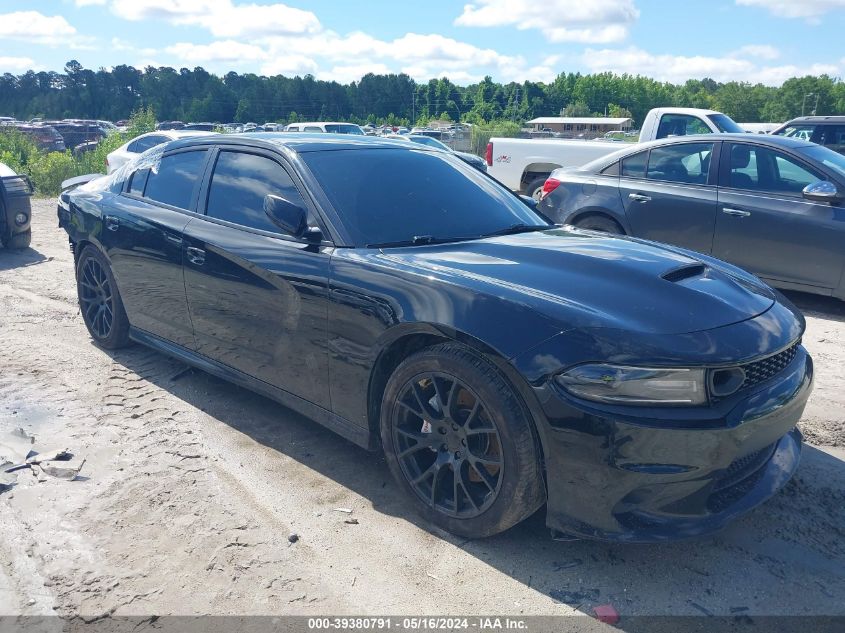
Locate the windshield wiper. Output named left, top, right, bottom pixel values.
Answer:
left=367, top=235, right=449, bottom=248
left=478, top=223, right=550, bottom=238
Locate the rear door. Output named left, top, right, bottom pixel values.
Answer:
left=182, top=147, right=333, bottom=408
left=712, top=141, right=844, bottom=290
left=101, top=147, right=210, bottom=348
left=618, top=141, right=719, bottom=253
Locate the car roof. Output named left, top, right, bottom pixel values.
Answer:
left=782, top=116, right=845, bottom=124
left=581, top=133, right=817, bottom=172
left=167, top=132, right=427, bottom=153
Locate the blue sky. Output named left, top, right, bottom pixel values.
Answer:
left=0, top=0, right=843, bottom=85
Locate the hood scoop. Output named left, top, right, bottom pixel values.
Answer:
left=662, top=263, right=707, bottom=283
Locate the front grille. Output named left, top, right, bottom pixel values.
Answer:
left=707, top=442, right=777, bottom=512
left=739, top=343, right=799, bottom=391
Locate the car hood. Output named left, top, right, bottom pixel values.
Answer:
left=379, top=227, right=776, bottom=335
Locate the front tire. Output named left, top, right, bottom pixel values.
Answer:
left=5, top=229, right=31, bottom=249
left=76, top=246, right=131, bottom=349
left=380, top=343, right=545, bottom=538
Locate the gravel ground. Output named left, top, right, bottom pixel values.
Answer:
left=0, top=200, right=843, bottom=622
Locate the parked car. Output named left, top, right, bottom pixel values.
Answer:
left=0, top=161, right=34, bottom=249
left=57, top=134, right=812, bottom=542
left=386, top=134, right=487, bottom=172
left=540, top=133, right=845, bottom=300
left=106, top=130, right=215, bottom=173
left=156, top=121, right=186, bottom=131
left=283, top=122, right=364, bottom=135
left=487, top=107, right=745, bottom=201
left=43, top=121, right=106, bottom=150
left=772, top=116, right=845, bottom=155
left=1, top=123, right=65, bottom=152
left=183, top=122, right=216, bottom=131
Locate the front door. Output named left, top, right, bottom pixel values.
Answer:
left=182, top=148, right=333, bottom=408
left=713, top=141, right=845, bottom=291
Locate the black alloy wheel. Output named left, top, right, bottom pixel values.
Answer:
left=76, top=246, right=131, bottom=349
left=381, top=343, right=545, bottom=538
left=79, top=255, right=114, bottom=339
left=392, top=371, right=504, bottom=518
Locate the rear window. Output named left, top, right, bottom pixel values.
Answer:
left=143, top=150, right=207, bottom=210
left=324, top=124, right=363, bottom=135
left=302, top=148, right=546, bottom=247
left=621, top=151, right=648, bottom=178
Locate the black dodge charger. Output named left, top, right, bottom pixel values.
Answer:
left=58, top=134, right=813, bottom=542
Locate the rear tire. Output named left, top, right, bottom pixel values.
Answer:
left=380, top=342, right=545, bottom=538
left=5, top=229, right=31, bottom=249
left=524, top=177, right=548, bottom=203
left=573, top=214, right=623, bottom=234
left=76, top=246, right=131, bottom=349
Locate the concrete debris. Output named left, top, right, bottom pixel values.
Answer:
left=288, top=533, right=299, bottom=544
left=39, top=458, right=86, bottom=481
left=0, top=471, right=16, bottom=492
left=0, top=427, right=36, bottom=465
left=333, top=508, right=353, bottom=513
left=27, top=448, right=71, bottom=465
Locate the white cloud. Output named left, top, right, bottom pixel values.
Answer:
left=732, top=44, right=780, bottom=60
left=582, top=46, right=840, bottom=85
left=166, top=40, right=267, bottom=64
left=257, top=31, right=525, bottom=82
left=108, top=0, right=320, bottom=38
left=0, top=11, right=77, bottom=44
left=736, top=0, right=845, bottom=21
left=74, top=0, right=107, bottom=5
left=261, top=55, right=319, bottom=77
left=455, top=0, right=639, bottom=43
left=0, top=56, right=38, bottom=72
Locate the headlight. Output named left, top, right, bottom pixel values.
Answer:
left=556, top=364, right=707, bottom=406
left=14, top=212, right=28, bottom=226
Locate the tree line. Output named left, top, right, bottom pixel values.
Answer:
left=1, top=60, right=843, bottom=127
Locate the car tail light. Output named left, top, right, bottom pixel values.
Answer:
left=485, top=142, right=493, bottom=166
left=541, top=177, right=561, bottom=199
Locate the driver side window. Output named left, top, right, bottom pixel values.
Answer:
left=727, top=144, right=821, bottom=195
left=205, top=151, right=310, bottom=235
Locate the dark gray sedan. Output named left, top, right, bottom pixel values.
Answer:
left=540, top=134, right=845, bottom=300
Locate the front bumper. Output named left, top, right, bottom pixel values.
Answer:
left=1, top=174, right=34, bottom=239
left=532, top=344, right=812, bottom=542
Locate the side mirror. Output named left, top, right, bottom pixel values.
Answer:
left=803, top=181, right=842, bottom=204
left=519, top=194, right=538, bottom=209
left=264, top=194, right=308, bottom=238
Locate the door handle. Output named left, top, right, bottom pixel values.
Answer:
left=105, top=215, right=119, bottom=231
left=628, top=193, right=651, bottom=203
left=186, top=246, right=205, bottom=266
left=722, top=207, right=751, bottom=217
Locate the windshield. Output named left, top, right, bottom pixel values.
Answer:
left=707, top=113, right=744, bottom=133
left=801, top=144, right=845, bottom=179
left=775, top=124, right=815, bottom=141
left=409, top=135, right=449, bottom=151
left=303, top=148, right=548, bottom=247
left=324, top=124, right=364, bottom=135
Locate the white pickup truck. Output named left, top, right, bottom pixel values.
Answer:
left=487, top=108, right=745, bottom=200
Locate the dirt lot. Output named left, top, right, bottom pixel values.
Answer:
left=0, top=200, right=844, bottom=621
